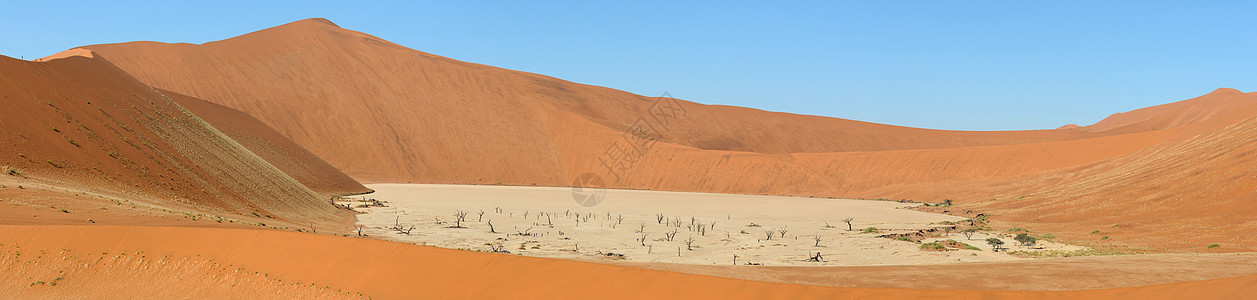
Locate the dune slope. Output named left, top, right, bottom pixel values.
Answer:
left=0, top=54, right=345, bottom=224
left=169, top=91, right=371, bottom=197
left=4, top=225, right=1257, bottom=299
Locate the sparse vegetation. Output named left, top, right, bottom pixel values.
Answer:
left=861, top=227, right=878, bottom=234
left=1207, top=244, right=1221, bottom=249
left=919, top=242, right=948, bottom=251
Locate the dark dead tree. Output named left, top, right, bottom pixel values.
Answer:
left=640, top=233, right=649, bottom=246
left=777, top=227, right=789, bottom=238
left=452, top=210, right=468, bottom=228
left=656, top=213, right=665, bottom=224
left=683, top=235, right=696, bottom=250
left=813, top=235, right=822, bottom=247
left=488, top=220, right=496, bottom=233
left=637, top=223, right=646, bottom=233
left=764, top=230, right=775, bottom=240
left=664, top=229, right=679, bottom=241
left=355, top=225, right=365, bottom=237
left=616, top=214, right=624, bottom=225
left=478, top=210, right=485, bottom=222
left=808, top=252, right=824, bottom=262
left=842, top=218, right=854, bottom=231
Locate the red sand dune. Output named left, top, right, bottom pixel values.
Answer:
left=0, top=54, right=351, bottom=225
left=4, top=225, right=1256, bottom=299
left=169, top=91, right=371, bottom=197
left=74, top=18, right=1257, bottom=253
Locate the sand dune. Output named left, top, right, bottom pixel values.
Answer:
left=0, top=54, right=349, bottom=225
left=77, top=18, right=1166, bottom=184
left=3, top=225, right=1256, bottom=299
left=169, top=91, right=371, bottom=197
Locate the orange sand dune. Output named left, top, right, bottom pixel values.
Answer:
left=1082, top=88, right=1255, bottom=132
left=0, top=54, right=349, bottom=225
left=169, top=91, right=371, bottom=197
left=80, top=18, right=1163, bottom=185
left=4, top=225, right=1256, bottom=299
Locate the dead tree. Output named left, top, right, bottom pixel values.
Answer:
left=697, top=223, right=708, bottom=236
left=710, top=221, right=716, bottom=231
left=813, top=235, right=822, bottom=247
left=764, top=230, right=775, bottom=240
left=777, top=227, right=789, bottom=238
left=639, top=233, right=649, bottom=246
left=488, top=220, right=496, bottom=233
left=616, top=214, right=624, bottom=225
left=309, top=222, right=316, bottom=234
left=656, top=213, right=665, bottom=224
left=808, top=252, right=824, bottom=262
left=546, top=213, right=553, bottom=226
left=664, top=229, right=679, bottom=241
left=636, top=223, right=646, bottom=233
left=356, top=225, right=365, bottom=236
left=452, top=210, right=468, bottom=228
left=842, top=218, right=854, bottom=231
left=478, top=210, right=485, bottom=222
left=683, top=236, right=696, bottom=250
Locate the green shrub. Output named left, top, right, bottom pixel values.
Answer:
left=862, top=227, right=879, bottom=233
left=943, top=239, right=980, bottom=250
left=1090, top=230, right=1100, bottom=235
left=1207, top=244, right=1221, bottom=249
left=919, top=242, right=948, bottom=251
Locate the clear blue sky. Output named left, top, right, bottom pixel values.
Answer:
left=4, top=1, right=1254, bottom=130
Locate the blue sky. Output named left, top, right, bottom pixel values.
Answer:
left=4, top=1, right=1254, bottom=130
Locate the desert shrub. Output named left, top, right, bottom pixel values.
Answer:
left=896, top=236, right=914, bottom=242
left=1207, top=244, right=1221, bottom=249
left=1090, top=230, right=1100, bottom=235
left=1007, top=228, right=1027, bottom=233
left=1100, top=236, right=1109, bottom=240
left=862, top=227, right=878, bottom=233
left=919, top=242, right=948, bottom=251
left=942, top=239, right=980, bottom=250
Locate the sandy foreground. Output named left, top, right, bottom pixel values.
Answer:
left=352, top=184, right=1083, bottom=267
